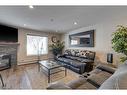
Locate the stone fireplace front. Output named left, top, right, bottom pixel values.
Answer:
left=0, top=43, right=19, bottom=71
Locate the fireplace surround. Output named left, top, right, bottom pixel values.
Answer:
left=0, top=43, right=19, bottom=70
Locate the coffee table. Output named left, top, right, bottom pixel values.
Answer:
left=38, top=60, right=67, bottom=83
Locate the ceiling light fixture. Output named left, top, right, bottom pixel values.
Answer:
left=74, top=22, right=77, bottom=25
left=29, top=5, right=34, bottom=9
left=23, top=24, right=26, bottom=26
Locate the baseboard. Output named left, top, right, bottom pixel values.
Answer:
left=17, top=60, right=38, bottom=66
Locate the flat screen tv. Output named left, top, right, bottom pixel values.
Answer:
left=0, top=24, right=18, bottom=42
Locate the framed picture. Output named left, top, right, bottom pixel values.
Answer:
left=51, top=36, right=57, bottom=43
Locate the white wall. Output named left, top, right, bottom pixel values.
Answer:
left=62, top=18, right=127, bottom=66
left=17, top=28, right=61, bottom=65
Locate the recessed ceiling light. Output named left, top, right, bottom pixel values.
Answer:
left=29, top=5, right=34, bottom=9
left=50, top=19, right=54, bottom=22
left=24, top=24, right=26, bottom=26
left=74, top=22, right=77, bottom=25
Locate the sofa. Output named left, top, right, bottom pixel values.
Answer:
left=99, top=62, right=127, bottom=89
left=56, top=49, right=96, bottom=74
left=47, top=63, right=127, bottom=89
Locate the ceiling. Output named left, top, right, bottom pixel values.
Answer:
left=0, top=6, right=127, bottom=33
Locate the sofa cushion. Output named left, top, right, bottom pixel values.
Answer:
left=57, top=57, right=66, bottom=62
left=67, top=77, right=96, bottom=89
left=96, top=64, right=116, bottom=74
left=78, top=50, right=95, bottom=60
left=80, top=59, right=94, bottom=63
left=77, top=80, right=97, bottom=89
left=57, top=57, right=86, bottom=68
left=65, top=56, right=94, bottom=63
left=115, top=71, right=127, bottom=89
left=86, top=52, right=95, bottom=60
left=62, top=58, right=73, bottom=64
left=64, top=59, right=85, bottom=68
left=75, top=51, right=80, bottom=57
left=64, top=55, right=72, bottom=59
left=79, top=50, right=87, bottom=58
left=67, top=59, right=86, bottom=68
left=88, top=70, right=112, bottom=87
left=71, top=50, right=76, bottom=56
left=99, top=74, right=120, bottom=89
left=64, top=49, right=72, bottom=56
left=47, top=81, right=71, bottom=89
left=65, top=56, right=79, bottom=60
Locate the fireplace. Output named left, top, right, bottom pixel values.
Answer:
left=0, top=54, right=11, bottom=71
left=0, top=43, right=19, bottom=70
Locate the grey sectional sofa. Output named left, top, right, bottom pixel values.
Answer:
left=47, top=62, right=127, bottom=89
left=99, top=63, right=127, bottom=89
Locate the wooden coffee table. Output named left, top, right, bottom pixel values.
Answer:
left=38, top=60, right=67, bottom=83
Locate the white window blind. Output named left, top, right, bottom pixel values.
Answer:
left=27, top=35, right=48, bottom=55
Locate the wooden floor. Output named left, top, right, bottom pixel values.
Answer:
left=0, top=63, right=79, bottom=89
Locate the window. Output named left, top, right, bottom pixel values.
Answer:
left=71, top=40, right=78, bottom=45
left=27, top=35, right=48, bottom=56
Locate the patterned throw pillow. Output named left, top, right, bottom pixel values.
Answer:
left=64, top=49, right=71, bottom=56
left=75, top=50, right=80, bottom=57
left=86, top=51, right=94, bottom=59
left=79, top=50, right=87, bottom=58
left=85, top=51, right=90, bottom=58
left=71, top=50, right=76, bottom=56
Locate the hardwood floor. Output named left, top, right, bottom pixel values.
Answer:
left=0, top=63, right=79, bottom=89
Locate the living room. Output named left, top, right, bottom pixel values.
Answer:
left=0, top=0, right=127, bottom=95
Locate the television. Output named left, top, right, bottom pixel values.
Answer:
left=0, top=24, right=18, bottom=42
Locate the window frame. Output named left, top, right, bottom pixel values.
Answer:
left=26, top=34, right=48, bottom=56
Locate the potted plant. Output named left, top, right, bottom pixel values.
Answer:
left=49, top=40, right=65, bottom=57
left=112, top=25, right=127, bottom=62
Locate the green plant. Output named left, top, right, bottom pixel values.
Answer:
left=49, top=40, right=65, bottom=56
left=112, top=25, right=127, bottom=62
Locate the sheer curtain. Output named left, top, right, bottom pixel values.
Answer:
left=27, top=35, right=48, bottom=56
